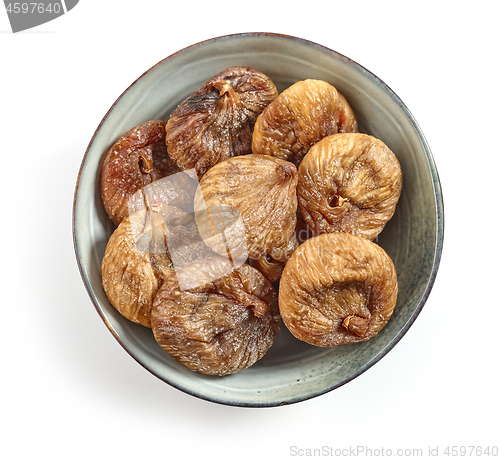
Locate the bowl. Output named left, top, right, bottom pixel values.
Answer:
left=73, top=32, right=444, bottom=407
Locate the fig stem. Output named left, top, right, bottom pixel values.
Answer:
left=139, top=154, right=153, bottom=174
left=276, top=163, right=296, bottom=181
left=250, top=300, right=268, bottom=318
left=213, top=79, right=232, bottom=96
left=330, top=193, right=348, bottom=208
left=342, top=314, right=369, bottom=337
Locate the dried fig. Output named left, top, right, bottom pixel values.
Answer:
left=278, top=233, right=398, bottom=347
left=101, top=204, right=213, bottom=327
left=100, top=120, right=180, bottom=226
left=252, top=79, right=358, bottom=166
left=101, top=209, right=173, bottom=327
left=127, top=169, right=199, bottom=217
left=297, top=133, right=403, bottom=240
left=193, top=154, right=298, bottom=262
left=165, top=66, right=278, bottom=178
left=151, top=258, right=281, bottom=376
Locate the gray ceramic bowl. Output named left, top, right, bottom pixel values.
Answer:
left=73, top=33, right=444, bottom=407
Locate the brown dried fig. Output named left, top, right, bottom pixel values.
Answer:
left=278, top=233, right=398, bottom=347
left=101, top=209, right=173, bottom=327
left=252, top=79, right=358, bottom=166
left=297, top=133, right=403, bottom=240
left=165, top=66, right=278, bottom=178
left=101, top=204, right=213, bottom=327
left=127, top=169, right=199, bottom=221
left=151, top=258, right=281, bottom=376
left=100, top=120, right=180, bottom=226
left=193, top=154, right=298, bottom=262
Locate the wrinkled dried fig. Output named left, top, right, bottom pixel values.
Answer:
left=101, top=209, right=173, bottom=327
left=278, top=233, right=398, bottom=347
left=193, top=154, right=298, bottom=262
left=127, top=168, right=199, bottom=217
left=100, top=120, right=180, bottom=226
left=252, top=79, right=358, bottom=166
left=101, top=204, right=213, bottom=327
left=165, top=66, right=278, bottom=178
left=151, top=258, right=281, bottom=375
left=297, top=133, right=403, bottom=240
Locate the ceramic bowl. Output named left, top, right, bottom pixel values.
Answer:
left=73, top=33, right=444, bottom=407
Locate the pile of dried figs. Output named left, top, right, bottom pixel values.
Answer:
left=100, top=66, right=403, bottom=376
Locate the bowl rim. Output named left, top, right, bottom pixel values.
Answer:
left=72, top=32, right=445, bottom=407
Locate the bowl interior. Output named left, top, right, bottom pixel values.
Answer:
left=73, top=33, right=443, bottom=407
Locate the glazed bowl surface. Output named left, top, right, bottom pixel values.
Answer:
left=73, top=33, right=444, bottom=407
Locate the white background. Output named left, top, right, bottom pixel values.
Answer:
left=1, top=1, right=498, bottom=459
